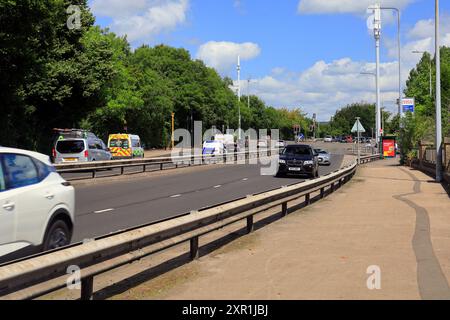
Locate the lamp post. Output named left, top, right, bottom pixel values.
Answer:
left=380, top=6, right=402, bottom=118
left=368, top=3, right=382, bottom=149
left=435, top=0, right=443, bottom=182
left=360, top=71, right=377, bottom=140
left=237, top=55, right=241, bottom=140
left=412, top=50, right=432, bottom=98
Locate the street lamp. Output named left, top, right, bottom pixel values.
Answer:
left=367, top=4, right=382, bottom=149
left=435, top=0, right=443, bottom=182
left=237, top=55, right=241, bottom=140
left=380, top=6, right=402, bottom=118
left=412, top=50, right=432, bottom=97
left=360, top=71, right=377, bottom=139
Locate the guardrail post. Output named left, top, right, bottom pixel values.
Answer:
left=120, top=167, right=124, bottom=175
left=246, top=216, right=254, bottom=233
left=80, top=276, right=94, bottom=300
left=190, top=237, right=199, bottom=260
left=160, top=163, right=163, bottom=170
left=143, top=164, right=146, bottom=172
left=305, top=193, right=311, bottom=205
left=282, top=202, right=288, bottom=217
left=330, top=182, right=335, bottom=193
left=320, top=187, right=325, bottom=199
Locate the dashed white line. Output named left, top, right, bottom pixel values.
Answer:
left=170, top=194, right=182, bottom=198
left=242, top=178, right=248, bottom=181
left=94, top=208, right=115, bottom=214
left=214, top=185, right=222, bottom=188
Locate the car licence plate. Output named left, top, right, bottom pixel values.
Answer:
left=63, top=158, right=78, bottom=162
left=288, top=167, right=302, bottom=171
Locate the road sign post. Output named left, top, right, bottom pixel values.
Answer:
left=352, top=118, right=366, bottom=164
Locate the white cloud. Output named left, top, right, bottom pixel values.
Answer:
left=90, top=0, right=189, bottom=43
left=298, top=0, right=414, bottom=14
left=196, top=41, right=261, bottom=73
left=232, top=57, right=401, bottom=121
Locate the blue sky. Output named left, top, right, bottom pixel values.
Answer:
left=89, top=0, right=450, bottom=121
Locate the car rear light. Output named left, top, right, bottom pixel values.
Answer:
left=52, top=148, right=56, bottom=158
left=61, top=182, right=71, bottom=187
left=84, top=150, right=89, bottom=158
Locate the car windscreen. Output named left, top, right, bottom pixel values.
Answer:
left=56, top=140, right=85, bottom=154
left=282, top=146, right=312, bottom=156
left=109, top=139, right=129, bottom=149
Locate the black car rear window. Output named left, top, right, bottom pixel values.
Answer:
left=282, top=146, right=312, bottom=156
left=56, top=140, right=85, bottom=154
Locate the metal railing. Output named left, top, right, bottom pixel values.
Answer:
left=55, top=149, right=279, bottom=180
left=0, top=154, right=380, bottom=300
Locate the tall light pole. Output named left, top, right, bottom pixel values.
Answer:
left=435, top=0, right=443, bottom=182
left=247, top=77, right=251, bottom=110
left=368, top=3, right=382, bottom=149
left=360, top=71, right=377, bottom=138
left=412, top=50, right=433, bottom=98
left=380, top=7, right=402, bottom=118
left=237, top=55, right=241, bottom=140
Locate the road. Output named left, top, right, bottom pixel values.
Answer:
left=72, top=152, right=344, bottom=242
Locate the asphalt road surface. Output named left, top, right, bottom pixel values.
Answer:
left=72, top=153, right=344, bottom=242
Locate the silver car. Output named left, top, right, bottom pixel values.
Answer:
left=53, top=137, right=112, bottom=164
left=314, top=149, right=331, bottom=166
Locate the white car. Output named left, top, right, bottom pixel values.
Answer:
left=202, top=141, right=226, bottom=156
left=0, top=147, right=75, bottom=263
left=324, top=136, right=333, bottom=143
left=274, top=140, right=286, bottom=148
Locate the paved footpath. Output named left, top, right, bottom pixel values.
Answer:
left=113, top=158, right=450, bottom=300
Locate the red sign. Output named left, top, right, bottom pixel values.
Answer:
left=383, top=139, right=396, bottom=158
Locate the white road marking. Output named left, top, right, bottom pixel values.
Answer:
left=170, top=194, right=181, bottom=198
left=242, top=178, right=248, bottom=181
left=94, top=208, right=115, bottom=214
left=214, top=185, right=222, bottom=188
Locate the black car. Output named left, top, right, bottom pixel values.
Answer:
left=276, top=144, right=319, bottom=178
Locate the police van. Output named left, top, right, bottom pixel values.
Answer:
left=108, top=134, right=144, bottom=159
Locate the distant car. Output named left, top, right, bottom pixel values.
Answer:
left=346, top=136, right=353, bottom=143
left=202, top=141, right=226, bottom=156
left=275, top=140, right=286, bottom=148
left=324, top=135, right=333, bottom=143
left=257, top=140, right=268, bottom=148
left=52, top=129, right=112, bottom=164
left=0, top=147, right=75, bottom=263
left=314, top=149, right=331, bottom=166
left=276, top=144, right=319, bottom=179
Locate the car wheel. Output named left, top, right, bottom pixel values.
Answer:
left=43, top=220, right=71, bottom=251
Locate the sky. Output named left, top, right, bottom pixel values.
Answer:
left=88, top=0, right=450, bottom=121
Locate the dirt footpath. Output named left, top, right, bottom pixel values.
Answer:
left=112, top=158, right=450, bottom=300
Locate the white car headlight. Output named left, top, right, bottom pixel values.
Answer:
left=304, top=160, right=314, bottom=165
left=279, top=159, right=286, bottom=164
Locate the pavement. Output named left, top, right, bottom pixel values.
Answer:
left=106, top=157, right=450, bottom=300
